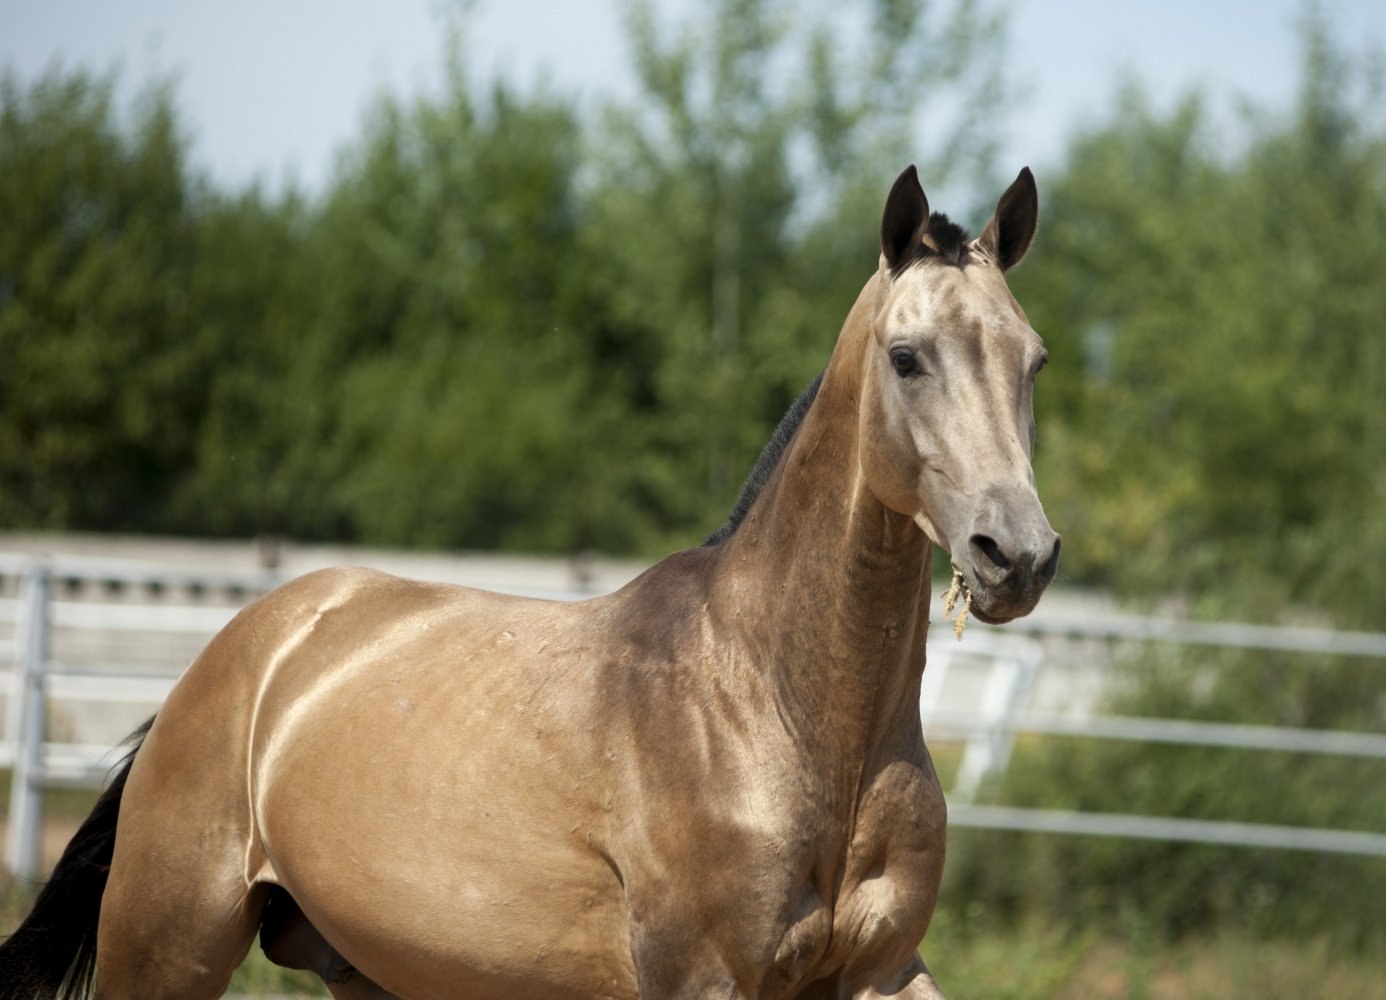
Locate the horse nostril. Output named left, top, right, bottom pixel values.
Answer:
left=970, top=534, right=1011, bottom=572
left=1039, top=536, right=1062, bottom=584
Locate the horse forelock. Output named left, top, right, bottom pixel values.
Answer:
left=890, top=212, right=972, bottom=276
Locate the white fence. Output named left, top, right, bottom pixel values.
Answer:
left=938, top=608, right=1386, bottom=857
left=4, top=550, right=1386, bottom=879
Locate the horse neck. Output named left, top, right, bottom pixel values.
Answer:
left=712, top=272, right=933, bottom=763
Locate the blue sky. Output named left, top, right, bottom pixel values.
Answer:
left=3, top=0, right=1384, bottom=198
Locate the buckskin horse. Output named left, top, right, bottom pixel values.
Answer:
left=1, top=164, right=1059, bottom=999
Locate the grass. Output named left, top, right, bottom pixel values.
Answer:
left=925, top=910, right=1386, bottom=1000
left=226, top=954, right=328, bottom=997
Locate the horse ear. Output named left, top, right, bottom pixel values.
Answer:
left=979, top=167, right=1038, bottom=271
left=880, top=165, right=930, bottom=270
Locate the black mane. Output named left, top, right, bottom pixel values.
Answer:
left=705, top=371, right=824, bottom=546
left=706, top=213, right=968, bottom=544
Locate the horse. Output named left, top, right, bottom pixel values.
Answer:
left=1, top=163, right=1059, bottom=1000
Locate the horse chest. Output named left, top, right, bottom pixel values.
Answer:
left=644, top=762, right=943, bottom=998
left=616, top=784, right=937, bottom=998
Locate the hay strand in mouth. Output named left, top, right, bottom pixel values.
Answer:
left=943, top=566, right=972, bottom=639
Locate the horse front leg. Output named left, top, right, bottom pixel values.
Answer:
left=854, top=954, right=947, bottom=1000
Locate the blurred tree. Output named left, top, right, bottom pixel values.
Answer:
left=0, top=3, right=1014, bottom=554
left=1014, top=11, right=1386, bottom=629
left=0, top=69, right=211, bottom=531
left=222, top=54, right=631, bottom=551
left=168, top=186, right=321, bottom=538
left=584, top=0, right=1013, bottom=549
left=943, top=12, right=1386, bottom=958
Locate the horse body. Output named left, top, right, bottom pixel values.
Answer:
left=104, top=536, right=940, bottom=998
left=2, top=164, right=1058, bottom=999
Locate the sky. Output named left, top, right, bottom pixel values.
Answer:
left=3, top=0, right=1385, bottom=200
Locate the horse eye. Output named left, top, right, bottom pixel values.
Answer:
left=890, top=348, right=919, bottom=378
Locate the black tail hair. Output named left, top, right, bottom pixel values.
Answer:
left=0, top=718, right=152, bottom=1000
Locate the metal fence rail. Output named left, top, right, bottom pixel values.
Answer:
left=948, top=805, right=1386, bottom=857
left=927, top=709, right=1386, bottom=758
left=919, top=609, right=1386, bottom=858
left=999, top=609, right=1386, bottom=658
left=4, top=550, right=1385, bottom=878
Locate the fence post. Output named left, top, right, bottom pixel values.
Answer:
left=6, top=559, right=50, bottom=878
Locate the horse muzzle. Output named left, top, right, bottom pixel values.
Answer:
left=955, top=515, right=1061, bottom=625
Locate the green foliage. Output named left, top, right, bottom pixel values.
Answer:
left=0, top=1, right=1012, bottom=554
left=0, top=70, right=208, bottom=530
left=939, top=12, right=1386, bottom=959
left=5, top=6, right=1379, bottom=607
left=168, top=188, right=318, bottom=536
left=186, top=71, right=629, bottom=550
left=945, top=646, right=1386, bottom=952
left=1017, top=13, right=1386, bottom=629
left=586, top=0, right=1011, bottom=547
left=923, top=917, right=1386, bottom=999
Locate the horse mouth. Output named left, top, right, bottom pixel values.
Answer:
left=970, top=605, right=1017, bottom=626
left=945, top=564, right=1044, bottom=631
left=956, top=584, right=1023, bottom=627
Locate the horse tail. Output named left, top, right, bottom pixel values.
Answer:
left=0, top=717, right=153, bottom=1000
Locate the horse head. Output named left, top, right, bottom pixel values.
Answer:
left=858, top=165, right=1060, bottom=624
